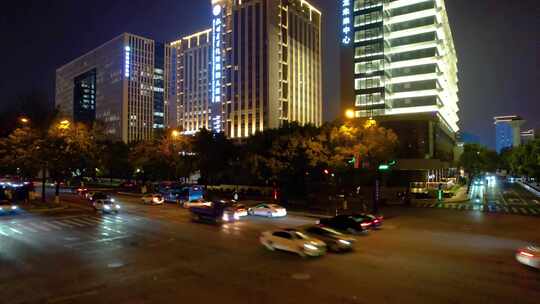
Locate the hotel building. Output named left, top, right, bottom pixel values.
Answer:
left=56, top=33, right=171, bottom=143
left=494, top=115, right=525, bottom=153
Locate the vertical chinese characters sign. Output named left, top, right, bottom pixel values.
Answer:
left=341, top=0, right=352, bottom=45
left=212, top=4, right=223, bottom=132
left=125, top=46, right=131, bottom=78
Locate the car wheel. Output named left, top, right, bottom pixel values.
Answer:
left=248, top=209, right=253, bottom=216
left=267, top=211, right=272, bottom=218
left=330, top=243, right=340, bottom=252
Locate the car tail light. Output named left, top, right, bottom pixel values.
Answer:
left=519, top=251, right=534, bottom=257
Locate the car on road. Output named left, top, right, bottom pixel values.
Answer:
left=142, top=193, right=165, bottom=205
left=93, top=199, right=121, bottom=213
left=248, top=203, right=287, bottom=217
left=87, top=192, right=112, bottom=202
left=516, top=245, right=540, bottom=269
left=259, top=229, right=326, bottom=257
left=319, top=214, right=371, bottom=235
left=76, top=187, right=88, bottom=197
left=189, top=201, right=239, bottom=223
left=350, top=213, right=384, bottom=230
left=0, top=201, right=19, bottom=215
left=296, top=226, right=355, bottom=252
left=182, top=198, right=212, bottom=209
left=225, top=202, right=248, bottom=217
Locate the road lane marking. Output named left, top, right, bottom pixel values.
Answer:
left=519, top=208, right=528, bottom=215
left=510, top=207, right=518, bottom=213
left=530, top=208, right=538, bottom=215
left=68, top=218, right=95, bottom=226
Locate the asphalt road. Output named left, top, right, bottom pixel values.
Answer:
left=0, top=192, right=539, bottom=304
left=415, top=181, right=540, bottom=216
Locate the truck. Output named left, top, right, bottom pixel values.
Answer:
left=189, top=201, right=239, bottom=224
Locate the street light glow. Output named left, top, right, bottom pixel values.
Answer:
left=20, top=117, right=30, bottom=124
left=345, top=109, right=355, bottom=119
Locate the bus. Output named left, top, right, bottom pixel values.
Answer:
left=158, top=183, right=204, bottom=205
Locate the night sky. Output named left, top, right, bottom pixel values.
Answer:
left=0, top=0, right=538, bottom=148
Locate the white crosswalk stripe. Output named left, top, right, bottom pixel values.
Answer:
left=52, top=220, right=75, bottom=228
left=27, top=222, right=51, bottom=232
left=14, top=223, right=38, bottom=233
left=40, top=222, right=63, bottom=230
left=61, top=219, right=86, bottom=227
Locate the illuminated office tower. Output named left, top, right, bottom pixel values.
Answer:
left=340, top=0, right=459, bottom=163
left=170, top=29, right=214, bottom=134
left=56, top=33, right=171, bottom=142
left=211, top=0, right=322, bottom=138
left=494, top=115, right=524, bottom=153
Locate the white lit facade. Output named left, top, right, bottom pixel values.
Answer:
left=56, top=33, right=171, bottom=143
left=343, top=0, right=459, bottom=133
left=171, top=29, right=213, bottom=134
left=211, top=0, right=323, bottom=138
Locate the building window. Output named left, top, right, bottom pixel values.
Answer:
left=355, top=77, right=382, bottom=90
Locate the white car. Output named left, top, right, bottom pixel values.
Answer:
left=142, top=193, right=164, bottom=205
left=260, top=229, right=326, bottom=257
left=93, top=199, right=121, bottom=213
left=248, top=203, right=287, bottom=217
left=516, top=246, right=540, bottom=269
left=182, top=199, right=212, bottom=209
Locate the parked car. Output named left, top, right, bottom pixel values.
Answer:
left=296, top=226, right=355, bottom=252
left=93, top=199, right=121, bottom=214
left=120, top=181, right=136, bottom=189
left=248, top=203, right=287, bottom=217
left=0, top=201, right=19, bottom=215
left=516, top=245, right=540, bottom=269
left=259, top=229, right=326, bottom=257
left=142, top=193, right=164, bottom=205
left=319, top=214, right=371, bottom=235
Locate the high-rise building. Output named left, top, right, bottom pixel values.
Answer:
left=204, top=0, right=323, bottom=138
left=494, top=115, right=525, bottom=153
left=520, top=129, right=536, bottom=145
left=340, top=0, right=459, bottom=165
left=56, top=33, right=171, bottom=143
left=170, top=29, right=213, bottom=134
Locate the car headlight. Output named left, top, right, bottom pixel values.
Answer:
left=338, top=239, right=351, bottom=245
left=110, top=198, right=115, bottom=202
left=233, top=213, right=240, bottom=220
left=304, top=244, right=318, bottom=251
left=222, top=214, right=230, bottom=221
left=104, top=205, right=111, bottom=210
left=115, top=205, right=121, bottom=209
left=11, top=206, right=18, bottom=210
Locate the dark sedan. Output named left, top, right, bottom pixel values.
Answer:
left=350, top=213, right=384, bottom=230
left=319, top=214, right=371, bottom=235
left=297, top=225, right=355, bottom=252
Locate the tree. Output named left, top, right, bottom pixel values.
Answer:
left=459, top=144, right=500, bottom=177
left=192, top=129, right=234, bottom=185
left=0, top=127, right=42, bottom=178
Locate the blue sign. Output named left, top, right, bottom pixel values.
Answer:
left=341, top=0, right=352, bottom=45
left=211, top=5, right=223, bottom=132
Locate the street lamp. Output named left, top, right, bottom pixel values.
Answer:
left=345, top=109, right=355, bottom=119
left=171, top=130, right=180, bottom=138
left=58, top=120, right=70, bottom=130
left=19, top=117, right=30, bottom=124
